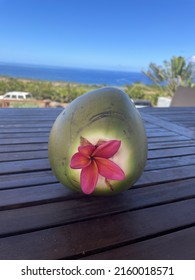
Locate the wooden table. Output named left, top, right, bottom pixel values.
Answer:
left=0, top=107, right=195, bottom=260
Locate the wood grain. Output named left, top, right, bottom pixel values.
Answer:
left=0, top=107, right=195, bottom=259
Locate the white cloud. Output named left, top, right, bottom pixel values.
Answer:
left=190, top=56, right=195, bottom=63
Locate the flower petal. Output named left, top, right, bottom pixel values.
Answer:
left=80, top=161, right=99, bottom=194
left=70, top=152, right=90, bottom=169
left=96, top=139, right=106, bottom=146
left=95, top=157, right=125, bottom=180
left=78, top=144, right=96, bottom=156
left=80, top=136, right=92, bottom=146
left=92, top=140, right=121, bottom=158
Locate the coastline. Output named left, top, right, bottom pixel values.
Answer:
left=0, top=74, right=163, bottom=108
left=0, top=62, right=151, bottom=86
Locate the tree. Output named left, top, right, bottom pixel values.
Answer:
left=143, top=56, right=195, bottom=96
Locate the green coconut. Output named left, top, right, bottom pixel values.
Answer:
left=48, top=87, right=147, bottom=195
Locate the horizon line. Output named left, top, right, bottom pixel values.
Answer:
left=0, top=61, right=142, bottom=73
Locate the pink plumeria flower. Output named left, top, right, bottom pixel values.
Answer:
left=70, top=138, right=125, bottom=194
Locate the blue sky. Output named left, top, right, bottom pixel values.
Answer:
left=0, top=0, right=195, bottom=71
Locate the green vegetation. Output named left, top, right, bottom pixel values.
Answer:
left=1, top=56, right=194, bottom=108
left=0, top=77, right=165, bottom=107
left=0, top=77, right=101, bottom=103
left=125, top=83, right=166, bottom=105
left=143, top=56, right=195, bottom=96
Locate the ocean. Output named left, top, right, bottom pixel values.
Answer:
left=0, top=63, right=152, bottom=86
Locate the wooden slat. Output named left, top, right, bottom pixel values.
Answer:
left=0, top=132, right=50, bottom=139
left=149, top=140, right=195, bottom=149
left=0, top=143, right=48, bottom=152
left=141, top=112, right=195, bottom=139
left=1, top=198, right=195, bottom=259
left=135, top=164, right=195, bottom=186
left=146, top=155, right=195, bottom=170
left=0, top=127, right=50, bottom=133
left=82, top=227, right=195, bottom=260
left=0, top=156, right=194, bottom=189
left=1, top=178, right=195, bottom=236
left=0, top=107, right=195, bottom=260
left=148, top=146, right=195, bottom=159
left=0, top=182, right=71, bottom=210
left=0, top=151, right=48, bottom=162
left=146, top=135, right=189, bottom=142
left=0, top=158, right=50, bottom=174
left=0, top=123, right=53, bottom=128
left=147, top=131, right=177, bottom=137
left=0, top=137, right=48, bottom=145
left=0, top=171, right=57, bottom=190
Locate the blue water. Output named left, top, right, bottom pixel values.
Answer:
left=0, top=63, right=152, bottom=86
